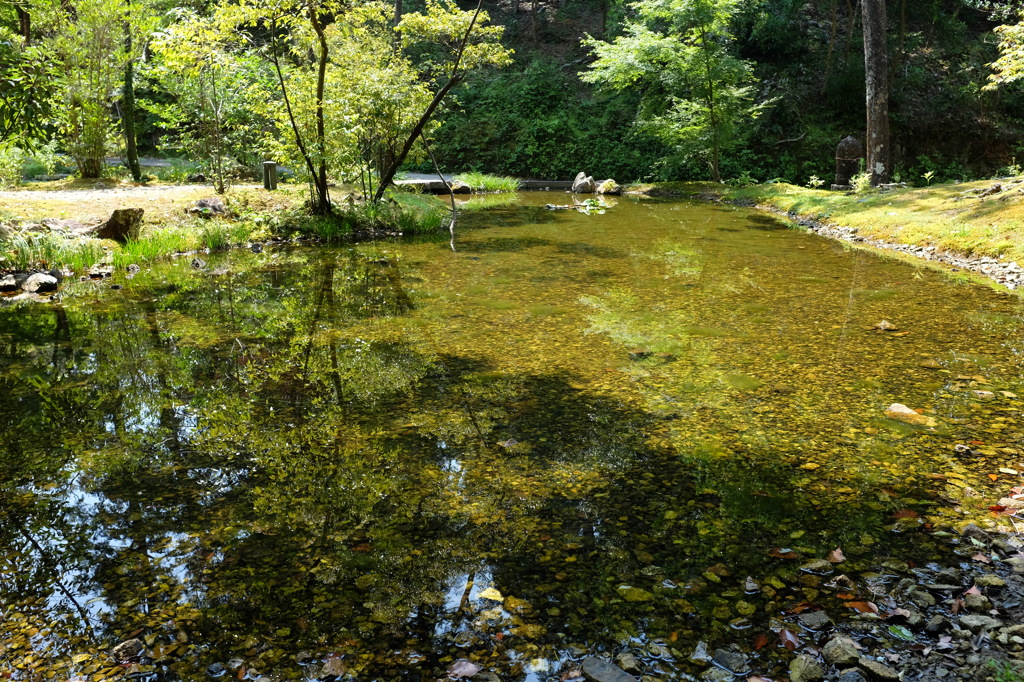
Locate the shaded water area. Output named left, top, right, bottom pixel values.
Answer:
left=2, top=194, right=1024, bottom=681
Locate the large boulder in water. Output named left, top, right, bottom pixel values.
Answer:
left=573, top=172, right=596, bottom=194
left=21, top=272, right=59, bottom=294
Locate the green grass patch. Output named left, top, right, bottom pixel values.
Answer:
left=454, top=172, right=521, bottom=193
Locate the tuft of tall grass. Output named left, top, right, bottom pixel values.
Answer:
left=0, top=232, right=109, bottom=272
left=454, top=172, right=521, bottom=193
left=114, top=227, right=197, bottom=267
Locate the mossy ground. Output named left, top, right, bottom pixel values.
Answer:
left=730, top=179, right=1024, bottom=264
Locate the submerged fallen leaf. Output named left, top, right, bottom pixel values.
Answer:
left=892, top=509, right=918, bottom=520
left=826, top=548, right=846, bottom=563
left=753, top=633, right=771, bottom=650
left=888, top=625, right=915, bottom=641
left=779, top=628, right=800, bottom=651
left=846, top=601, right=879, bottom=614
left=972, top=553, right=992, bottom=564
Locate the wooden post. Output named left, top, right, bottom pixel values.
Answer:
left=263, top=161, right=278, bottom=190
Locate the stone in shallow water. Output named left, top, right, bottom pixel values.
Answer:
left=790, top=654, right=824, bottom=682
left=580, top=656, right=637, bottom=682
left=616, top=585, right=654, bottom=602
left=699, top=669, right=732, bottom=682
left=959, top=614, right=1003, bottom=632
left=837, top=670, right=867, bottom=682
left=823, top=636, right=860, bottom=666
left=975, top=574, right=1007, bottom=588
left=21, top=273, right=58, bottom=293
left=857, top=659, right=900, bottom=681
left=711, top=649, right=748, bottom=674
left=614, top=653, right=640, bottom=674
left=884, top=403, right=936, bottom=427
left=801, top=558, right=833, bottom=574
left=799, top=609, right=833, bottom=631
left=689, top=641, right=712, bottom=666
left=111, top=638, right=145, bottom=661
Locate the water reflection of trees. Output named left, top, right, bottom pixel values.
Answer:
left=0, top=248, right=1001, bottom=680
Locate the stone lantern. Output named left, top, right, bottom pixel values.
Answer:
left=833, top=135, right=863, bottom=190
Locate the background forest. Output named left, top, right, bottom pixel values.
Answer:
left=3, top=0, right=1024, bottom=192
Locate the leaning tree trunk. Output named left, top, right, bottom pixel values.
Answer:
left=862, top=0, right=889, bottom=186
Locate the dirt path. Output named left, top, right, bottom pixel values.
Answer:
left=0, top=183, right=265, bottom=223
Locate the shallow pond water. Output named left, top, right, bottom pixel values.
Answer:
left=2, top=193, right=1023, bottom=681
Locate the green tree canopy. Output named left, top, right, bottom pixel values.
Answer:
left=582, top=0, right=762, bottom=183
left=987, top=16, right=1024, bottom=90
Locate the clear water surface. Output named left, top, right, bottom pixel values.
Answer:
left=2, top=193, right=1022, bottom=680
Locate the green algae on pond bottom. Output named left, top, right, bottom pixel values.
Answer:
left=1, top=194, right=1023, bottom=681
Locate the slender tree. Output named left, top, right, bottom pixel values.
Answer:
left=862, top=0, right=889, bottom=185
left=122, top=16, right=142, bottom=182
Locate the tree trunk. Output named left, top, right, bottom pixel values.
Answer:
left=862, top=0, right=890, bottom=186
left=15, top=6, right=31, bottom=43
left=80, top=157, right=103, bottom=178
left=309, top=3, right=331, bottom=212
left=269, top=14, right=331, bottom=214
left=122, top=27, right=142, bottom=182
left=530, top=0, right=538, bottom=48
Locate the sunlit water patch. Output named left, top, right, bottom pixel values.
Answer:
left=1, top=194, right=1023, bottom=680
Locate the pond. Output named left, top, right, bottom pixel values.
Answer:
left=2, top=193, right=1023, bottom=681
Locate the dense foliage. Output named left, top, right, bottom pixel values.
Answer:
left=4, top=0, right=1024, bottom=190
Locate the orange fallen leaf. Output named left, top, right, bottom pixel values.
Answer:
left=847, top=601, right=879, bottom=614
left=753, top=633, right=771, bottom=650
left=892, top=509, right=918, bottom=520
left=989, top=474, right=999, bottom=481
